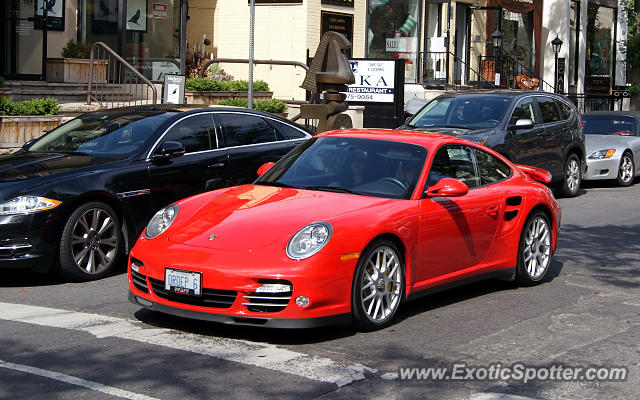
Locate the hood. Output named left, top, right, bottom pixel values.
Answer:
left=585, top=135, right=639, bottom=153
left=168, top=184, right=394, bottom=251
left=400, top=125, right=494, bottom=138
left=0, top=152, right=119, bottom=184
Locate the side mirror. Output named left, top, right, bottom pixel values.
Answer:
left=426, top=178, right=469, bottom=198
left=509, top=118, right=534, bottom=130
left=153, top=141, right=185, bottom=160
left=257, top=162, right=275, bottom=176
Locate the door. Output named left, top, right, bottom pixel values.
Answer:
left=507, top=96, right=546, bottom=168
left=416, top=145, right=502, bottom=283
left=216, top=112, right=306, bottom=187
left=535, top=96, right=566, bottom=175
left=469, top=6, right=500, bottom=82
left=148, top=113, right=230, bottom=212
left=3, top=0, right=44, bottom=78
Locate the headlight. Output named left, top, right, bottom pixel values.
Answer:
left=145, top=204, right=178, bottom=239
left=588, top=149, right=616, bottom=159
left=286, top=221, right=333, bottom=260
left=0, top=196, right=61, bottom=215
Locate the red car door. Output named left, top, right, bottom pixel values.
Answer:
left=415, top=144, right=503, bottom=284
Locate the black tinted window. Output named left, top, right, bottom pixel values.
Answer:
left=160, top=114, right=217, bottom=153
left=583, top=115, right=638, bottom=135
left=538, top=98, right=561, bottom=123
left=558, top=100, right=575, bottom=120
left=473, top=148, right=512, bottom=185
left=218, top=113, right=277, bottom=147
left=428, top=145, right=480, bottom=189
left=267, top=119, right=308, bottom=140
left=510, top=98, right=539, bottom=125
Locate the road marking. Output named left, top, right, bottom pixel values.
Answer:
left=0, top=359, right=160, bottom=400
left=0, top=302, right=373, bottom=387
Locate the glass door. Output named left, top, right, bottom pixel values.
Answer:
left=3, top=0, right=44, bottom=78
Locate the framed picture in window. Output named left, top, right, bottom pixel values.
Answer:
left=34, top=0, right=65, bottom=31
left=126, top=0, right=147, bottom=32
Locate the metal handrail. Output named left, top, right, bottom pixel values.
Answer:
left=502, top=53, right=554, bottom=92
left=87, top=42, right=158, bottom=106
left=198, top=58, right=309, bottom=78
left=449, top=51, right=496, bottom=90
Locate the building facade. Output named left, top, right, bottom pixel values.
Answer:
left=1, top=0, right=629, bottom=104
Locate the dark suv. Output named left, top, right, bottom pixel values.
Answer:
left=399, top=91, right=586, bottom=197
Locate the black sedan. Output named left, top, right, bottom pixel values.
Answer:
left=0, top=105, right=311, bottom=281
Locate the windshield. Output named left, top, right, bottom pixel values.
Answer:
left=582, top=115, right=638, bottom=136
left=28, top=110, right=175, bottom=156
left=409, top=95, right=511, bottom=130
left=255, top=137, right=427, bottom=200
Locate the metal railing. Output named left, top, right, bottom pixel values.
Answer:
left=418, top=51, right=496, bottom=90
left=565, top=94, right=623, bottom=114
left=477, top=54, right=554, bottom=92
left=87, top=42, right=158, bottom=108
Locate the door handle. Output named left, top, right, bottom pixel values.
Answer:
left=486, top=205, right=500, bottom=216
left=208, top=162, right=225, bottom=168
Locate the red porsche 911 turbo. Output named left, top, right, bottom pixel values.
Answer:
left=128, top=129, right=560, bottom=330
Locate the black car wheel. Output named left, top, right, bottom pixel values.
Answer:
left=351, top=239, right=404, bottom=331
left=559, top=154, right=581, bottom=197
left=617, top=152, right=635, bottom=187
left=58, top=202, right=122, bottom=281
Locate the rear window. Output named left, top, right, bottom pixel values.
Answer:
left=582, top=115, right=638, bottom=136
left=537, top=97, right=561, bottom=123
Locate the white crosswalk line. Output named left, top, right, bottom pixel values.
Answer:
left=0, top=359, right=161, bottom=400
left=0, top=302, right=374, bottom=387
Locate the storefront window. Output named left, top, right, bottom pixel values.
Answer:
left=586, top=4, right=614, bottom=78
left=502, top=9, right=534, bottom=73
left=367, top=0, right=420, bottom=83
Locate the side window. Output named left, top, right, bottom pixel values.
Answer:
left=558, top=100, right=575, bottom=121
left=160, top=114, right=216, bottom=153
left=267, top=119, right=308, bottom=140
left=217, top=113, right=277, bottom=147
left=537, top=97, right=561, bottom=123
left=473, top=148, right=512, bottom=186
left=509, top=98, right=538, bottom=125
left=427, top=145, right=480, bottom=189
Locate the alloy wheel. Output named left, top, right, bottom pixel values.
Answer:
left=522, top=216, right=552, bottom=280
left=619, top=154, right=634, bottom=184
left=360, top=246, right=402, bottom=322
left=565, top=158, right=580, bottom=194
left=70, top=208, right=119, bottom=274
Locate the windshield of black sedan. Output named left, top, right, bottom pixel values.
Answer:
left=582, top=115, right=638, bottom=136
left=409, top=95, right=511, bottom=130
left=28, top=111, right=174, bottom=156
left=256, top=137, right=427, bottom=200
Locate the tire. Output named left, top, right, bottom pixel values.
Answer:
left=516, top=211, right=552, bottom=286
left=558, top=154, right=581, bottom=197
left=351, top=239, right=404, bottom=331
left=58, top=202, right=122, bottom=281
left=617, top=152, right=635, bottom=187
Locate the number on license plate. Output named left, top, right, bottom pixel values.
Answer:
left=165, top=268, right=202, bottom=296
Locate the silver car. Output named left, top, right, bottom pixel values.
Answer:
left=583, top=112, right=640, bottom=186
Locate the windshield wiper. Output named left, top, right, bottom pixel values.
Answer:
left=258, top=181, right=298, bottom=188
left=299, top=185, right=359, bottom=195
left=441, top=125, right=469, bottom=129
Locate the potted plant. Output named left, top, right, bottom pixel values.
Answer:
left=46, top=40, right=108, bottom=83
left=0, top=77, right=9, bottom=99
left=216, top=97, right=288, bottom=118
left=0, top=97, right=63, bottom=152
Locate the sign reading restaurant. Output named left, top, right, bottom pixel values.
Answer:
left=346, top=60, right=396, bottom=103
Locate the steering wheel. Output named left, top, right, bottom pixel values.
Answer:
left=379, top=177, right=408, bottom=192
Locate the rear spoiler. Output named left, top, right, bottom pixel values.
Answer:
left=515, top=164, right=552, bottom=184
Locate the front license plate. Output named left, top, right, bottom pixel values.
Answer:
left=165, top=268, right=202, bottom=296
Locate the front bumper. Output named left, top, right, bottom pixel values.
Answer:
left=584, top=157, right=620, bottom=180
left=127, top=240, right=358, bottom=328
left=0, top=212, right=59, bottom=270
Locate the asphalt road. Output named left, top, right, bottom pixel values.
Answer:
left=1, top=180, right=639, bottom=400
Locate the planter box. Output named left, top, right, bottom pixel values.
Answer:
left=0, top=115, right=64, bottom=148
left=185, top=91, right=273, bottom=105
left=0, top=88, right=10, bottom=99
left=46, top=58, right=108, bottom=83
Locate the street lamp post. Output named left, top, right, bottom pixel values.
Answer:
left=492, top=29, right=503, bottom=87
left=552, top=35, right=563, bottom=93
